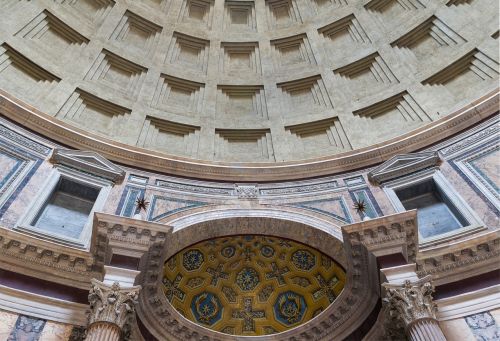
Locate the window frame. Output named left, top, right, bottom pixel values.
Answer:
left=16, top=165, right=111, bottom=249
left=383, top=168, right=485, bottom=246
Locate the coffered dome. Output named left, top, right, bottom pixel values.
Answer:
left=162, top=235, right=346, bottom=336
left=0, top=0, right=497, bottom=166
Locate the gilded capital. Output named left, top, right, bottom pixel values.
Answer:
left=382, top=276, right=437, bottom=327
left=88, top=279, right=141, bottom=332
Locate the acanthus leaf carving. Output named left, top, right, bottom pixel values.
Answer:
left=88, top=279, right=141, bottom=338
left=382, top=276, right=437, bottom=327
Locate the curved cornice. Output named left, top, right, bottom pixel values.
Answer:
left=0, top=89, right=497, bottom=181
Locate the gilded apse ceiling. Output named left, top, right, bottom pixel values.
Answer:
left=162, top=235, right=346, bottom=336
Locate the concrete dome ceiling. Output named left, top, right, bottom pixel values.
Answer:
left=162, top=235, right=346, bottom=336
left=0, top=0, right=497, bottom=163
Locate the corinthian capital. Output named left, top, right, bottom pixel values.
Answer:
left=88, top=279, right=141, bottom=331
left=382, top=275, right=437, bottom=326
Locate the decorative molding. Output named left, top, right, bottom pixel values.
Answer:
left=436, top=284, right=500, bottom=320
left=0, top=123, right=51, bottom=156
left=416, top=231, right=500, bottom=284
left=234, top=184, right=258, bottom=199
left=155, top=180, right=233, bottom=196
left=342, top=210, right=418, bottom=262
left=93, top=213, right=171, bottom=253
left=0, top=89, right=496, bottom=181
left=0, top=284, right=88, bottom=325
left=438, top=118, right=499, bottom=158
left=260, top=180, right=339, bottom=196
left=0, top=226, right=100, bottom=287
left=368, top=151, right=440, bottom=185
left=448, top=138, right=500, bottom=213
left=51, top=149, right=125, bottom=183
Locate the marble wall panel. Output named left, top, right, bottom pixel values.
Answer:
left=0, top=311, right=79, bottom=341
left=465, top=311, right=500, bottom=341
left=0, top=310, right=18, bottom=341
left=7, top=315, right=46, bottom=341
left=147, top=195, right=208, bottom=221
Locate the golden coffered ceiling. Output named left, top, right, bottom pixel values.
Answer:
left=162, top=235, right=346, bottom=335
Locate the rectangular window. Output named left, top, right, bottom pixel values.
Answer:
left=395, top=179, right=468, bottom=238
left=32, top=177, right=100, bottom=239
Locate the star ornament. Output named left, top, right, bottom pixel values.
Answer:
left=136, top=197, right=150, bottom=211
left=353, top=199, right=367, bottom=214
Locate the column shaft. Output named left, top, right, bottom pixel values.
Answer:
left=408, top=319, right=446, bottom=341
left=86, top=322, right=121, bottom=341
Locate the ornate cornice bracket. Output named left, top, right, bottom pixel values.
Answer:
left=92, top=213, right=171, bottom=257
left=342, top=211, right=418, bottom=263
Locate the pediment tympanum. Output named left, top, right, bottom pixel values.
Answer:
left=368, top=151, right=440, bottom=185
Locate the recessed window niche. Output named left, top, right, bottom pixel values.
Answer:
left=368, top=152, right=484, bottom=245
left=32, top=177, right=100, bottom=239
left=17, top=149, right=124, bottom=248
left=395, top=178, right=467, bottom=239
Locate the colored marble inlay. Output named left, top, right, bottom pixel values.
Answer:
left=115, top=185, right=145, bottom=217
left=349, top=188, right=383, bottom=219
left=162, top=235, right=346, bottom=335
left=148, top=195, right=207, bottom=221
left=0, top=151, right=22, bottom=189
left=8, top=315, right=46, bottom=341
left=288, top=197, right=352, bottom=223
left=469, top=148, right=500, bottom=194
left=465, top=311, right=500, bottom=341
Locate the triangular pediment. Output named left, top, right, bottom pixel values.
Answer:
left=368, top=151, right=440, bottom=185
left=51, top=149, right=125, bottom=183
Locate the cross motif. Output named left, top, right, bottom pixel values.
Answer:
left=207, top=264, right=229, bottom=286
left=232, top=297, right=265, bottom=333
left=265, top=262, right=289, bottom=286
left=163, top=274, right=185, bottom=301
left=205, top=240, right=217, bottom=248
left=278, top=239, right=291, bottom=248
left=312, top=273, right=339, bottom=303
left=241, top=246, right=255, bottom=262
